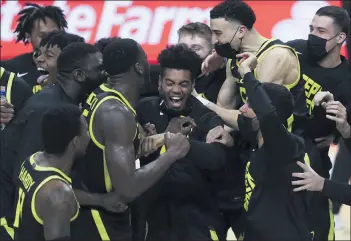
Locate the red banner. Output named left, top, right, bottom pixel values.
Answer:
left=0, top=0, right=346, bottom=64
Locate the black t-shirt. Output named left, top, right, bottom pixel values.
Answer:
left=136, top=96, right=227, bottom=240
left=1, top=53, right=41, bottom=88
left=288, top=39, right=351, bottom=177
left=0, top=67, right=33, bottom=112
left=241, top=72, right=310, bottom=241
left=0, top=84, right=75, bottom=220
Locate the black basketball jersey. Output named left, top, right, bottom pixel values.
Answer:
left=82, top=84, right=141, bottom=194
left=228, top=39, right=307, bottom=131
left=78, top=84, right=141, bottom=240
left=13, top=153, right=79, bottom=240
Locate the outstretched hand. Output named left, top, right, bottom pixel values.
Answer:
left=324, top=101, right=350, bottom=138
left=291, top=161, right=325, bottom=192
left=201, top=50, right=225, bottom=76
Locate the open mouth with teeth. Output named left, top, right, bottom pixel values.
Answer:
left=169, top=96, right=184, bottom=108
left=37, top=67, right=49, bottom=75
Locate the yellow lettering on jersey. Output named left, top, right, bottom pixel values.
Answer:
left=83, top=92, right=99, bottom=117
left=13, top=188, right=25, bottom=228
left=18, top=166, right=35, bottom=192
left=235, top=78, right=247, bottom=103
left=239, top=86, right=247, bottom=103
left=244, top=161, right=255, bottom=211
left=303, top=74, right=322, bottom=114
left=86, top=92, right=99, bottom=110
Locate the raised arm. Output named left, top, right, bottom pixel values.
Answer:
left=97, top=100, right=189, bottom=203
left=205, top=102, right=240, bottom=130
left=216, top=61, right=239, bottom=109
left=194, top=93, right=240, bottom=130
left=238, top=53, right=298, bottom=164
left=36, top=180, right=77, bottom=241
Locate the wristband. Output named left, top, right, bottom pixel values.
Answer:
left=196, top=95, right=210, bottom=106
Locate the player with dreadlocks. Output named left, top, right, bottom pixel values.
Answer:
left=1, top=3, right=67, bottom=88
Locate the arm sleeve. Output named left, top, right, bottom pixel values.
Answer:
left=12, top=77, right=33, bottom=111
left=187, top=140, right=226, bottom=171
left=322, top=179, right=351, bottom=205
left=243, top=72, right=298, bottom=165
left=343, top=138, right=351, bottom=156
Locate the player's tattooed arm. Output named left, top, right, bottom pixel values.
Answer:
left=36, top=180, right=77, bottom=241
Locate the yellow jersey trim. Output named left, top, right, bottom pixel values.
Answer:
left=31, top=175, right=79, bottom=225
left=0, top=67, right=5, bottom=78
left=209, top=229, right=219, bottom=241
left=5, top=72, right=15, bottom=104
left=89, top=95, right=132, bottom=150
left=32, top=85, right=43, bottom=94
left=328, top=199, right=335, bottom=240
left=91, top=209, right=110, bottom=240
left=100, top=84, right=136, bottom=115
left=254, top=43, right=301, bottom=90
left=88, top=87, right=139, bottom=192
left=29, top=153, right=71, bottom=183
left=0, top=217, right=15, bottom=240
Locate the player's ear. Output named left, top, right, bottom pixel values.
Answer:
left=134, top=62, right=144, bottom=75
left=238, top=25, right=248, bottom=39
left=73, top=69, right=85, bottom=83
left=71, top=136, right=80, bottom=149
left=337, top=32, right=347, bottom=44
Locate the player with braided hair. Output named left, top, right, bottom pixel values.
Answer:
left=1, top=3, right=67, bottom=87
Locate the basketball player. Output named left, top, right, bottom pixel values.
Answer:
left=0, top=67, right=32, bottom=125
left=0, top=31, right=86, bottom=127
left=94, top=37, right=121, bottom=53
left=1, top=3, right=67, bottom=87
left=12, top=104, right=88, bottom=241
left=196, top=1, right=306, bottom=133
left=0, top=43, right=106, bottom=240
left=34, top=31, right=85, bottom=93
left=210, top=52, right=310, bottom=241
left=77, top=38, right=190, bottom=240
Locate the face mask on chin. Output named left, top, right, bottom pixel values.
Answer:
left=214, top=26, right=241, bottom=59
left=307, top=34, right=339, bottom=62
left=237, top=114, right=259, bottom=146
